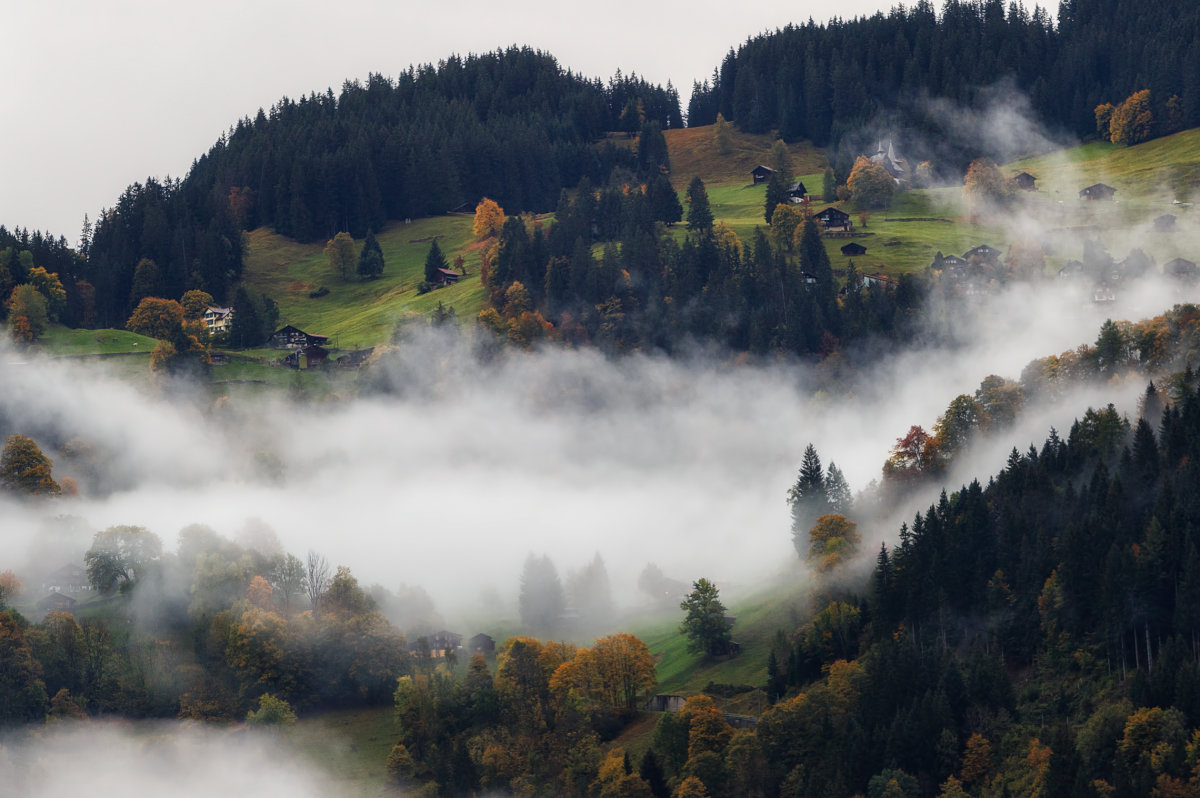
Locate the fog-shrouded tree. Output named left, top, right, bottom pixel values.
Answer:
left=518, top=553, right=565, bottom=635
left=825, top=462, right=852, bottom=514
left=85, top=525, right=163, bottom=594
left=304, top=550, right=331, bottom=618
left=788, top=444, right=829, bottom=554
left=270, top=553, right=306, bottom=617
left=567, top=552, right=615, bottom=633
left=1, top=434, right=60, bottom=496
left=680, top=578, right=732, bottom=656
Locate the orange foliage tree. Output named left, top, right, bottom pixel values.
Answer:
left=127, top=297, right=185, bottom=339
left=1109, top=89, right=1154, bottom=146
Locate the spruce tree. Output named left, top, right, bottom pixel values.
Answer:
left=424, top=239, right=448, bottom=285
left=787, top=444, right=830, bottom=543
left=685, top=177, right=714, bottom=234
left=357, top=230, right=385, bottom=279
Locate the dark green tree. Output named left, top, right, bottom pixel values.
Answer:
left=424, top=240, right=449, bottom=285
left=357, top=230, right=385, bottom=279
left=229, top=286, right=262, bottom=349
left=685, top=177, right=714, bottom=234
left=787, top=444, right=829, bottom=552
left=765, top=171, right=789, bottom=223
left=680, top=577, right=732, bottom=656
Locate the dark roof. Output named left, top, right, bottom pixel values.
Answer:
left=964, top=244, right=1002, bottom=261
left=1166, top=258, right=1198, bottom=275
left=816, top=207, right=850, bottom=221
left=1080, top=183, right=1117, bottom=198
left=751, top=165, right=774, bottom=174
left=841, top=242, right=867, bottom=256
left=36, top=592, right=77, bottom=611
left=939, top=255, right=967, bottom=267
left=786, top=181, right=807, bottom=196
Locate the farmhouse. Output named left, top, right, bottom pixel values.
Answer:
left=841, top=242, right=867, bottom=256
left=1165, top=258, right=1198, bottom=281
left=434, top=268, right=461, bottom=286
left=815, top=207, right=852, bottom=231
left=282, top=344, right=330, bottom=369
left=964, top=244, right=1002, bottom=264
left=272, top=325, right=329, bottom=349
left=786, top=181, right=808, bottom=202
left=1155, top=214, right=1177, bottom=232
left=751, top=165, right=775, bottom=184
left=1079, top=183, right=1117, bottom=201
left=36, top=591, right=77, bottom=614
left=40, top=563, right=91, bottom=596
left=1010, top=172, right=1037, bottom=191
left=203, top=306, right=233, bottom=336
left=469, top=633, right=496, bottom=656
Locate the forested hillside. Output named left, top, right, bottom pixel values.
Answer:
left=688, top=0, right=1200, bottom=171
left=76, top=47, right=680, bottom=328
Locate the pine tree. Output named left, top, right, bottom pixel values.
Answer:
left=686, top=177, right=714, bottom=234
left=357, top=230, right=385, bottom=279
left=788, top=444, right=830, bottom=547
left=424, top=239, right=448, bottom=285
left=826, top=462, right=852, bottom=513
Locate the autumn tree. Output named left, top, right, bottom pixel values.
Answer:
left=473, top=197, right=506, bottom=239
left=883, top=425, right=939, bottom=482
left=85, top=525, right=163, bottom=594
left=126, top=297, right=185, bottom=339
left=680, top=578, right=732, bottom=656
left=357, top=229, right=385, bottom=279
left=846, top=156, right=895, bottom=209
left=246, top=693, right=298, bottom=726
left=963, top=158, right=1011, bottom=216
left=26, top=266, right=66, bottom=321
left=713, top=113, right=732, bottom=154
left=7, top=284, right=49, bottom=342
left=0, top=612, right=49, bottom=723
left=1095, top=102, right=1115, bottom=140
left=552, top=633, right=656, bottom=716
left=806, top=514, right=861, bottom=572
left=0, top=571, right=22, bottom=605
left=180, top=289, right=214, bottom=321
left=324, top=231, right=357, bottom=281
left=0, top=434, right=60, bottom=496
left=932, top=394, right=988, bottom=460
left=1109, top=89, right=1154, bottom=146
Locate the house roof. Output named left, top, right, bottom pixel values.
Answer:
left=751, top=164, right=774, bottom=174
left=787, top=181, right=807, bottom=194
left=841, top=242, right=867, bottom=255
left=817, top=207, right=850, bottom=220
left=964, top=245, right=1001, bottom=260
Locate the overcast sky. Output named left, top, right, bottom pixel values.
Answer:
left=1, top=0, right=961, bottom=241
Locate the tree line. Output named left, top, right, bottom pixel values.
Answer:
left=688, top=0, right=1200, bottom=176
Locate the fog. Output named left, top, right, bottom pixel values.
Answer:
left=0, top=722, right=336, bottom=797
left=4, top=276, right=1196, bottom=622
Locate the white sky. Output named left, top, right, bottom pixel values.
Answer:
left=4, top=0, right=937, bottom=241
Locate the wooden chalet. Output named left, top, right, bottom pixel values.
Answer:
left=203, top=306, right=234, bottom=335
left=840, top=242, right=867, bottom=256
left=1010, top=172, right=1037, bottom=191
left=427, top=631, right=463, bottom=657
left=1165, top=258, right=1199, bottom=281
left=282, top=344, right=330, bottom=369
left=751, top=165, right=775, bottom=185
left=272, top=325, right=329, bottom=350
left=1079, top=183, right=1117, bottom=201
left=786, top=181, right=807, bottom=201
left=1155, top=214, right=1178, bottom=232
left=434, top=268, right=461, bottom=286
left=815, top=207, right=852, bottom=231
left=40, top=563, right=91, bottom=596
left=36, top=591, right=76, bottom=614
left=469, top=633, right=496, bottom=656
left=963, top=244, right=1002, bottom=264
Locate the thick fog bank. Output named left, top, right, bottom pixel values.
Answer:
left=0, top=722, right=335, bottom=797
left=3, top=266, right=1195, bottom=619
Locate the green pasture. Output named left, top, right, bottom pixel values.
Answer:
left=241, top=215, right=487, bottom=348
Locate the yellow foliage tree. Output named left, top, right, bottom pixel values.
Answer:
left=127, top=297, right=185, bottom=340
left=180, top=289, right=214, bottom=321
left=473, top=197, right=506, bottom=239
left=846, top=156, right=895, bottom=209
left=1109, top=90, right=1154, bottom=146
left=960, top=732, right=993, bottom=784
left=962, top=157, right=1011, bottom=217
left=1095, top=102, right=1115, bottom=140
left=324, top=231, right=357, bottom=281
left=806, top=514, right=861, bottom=572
